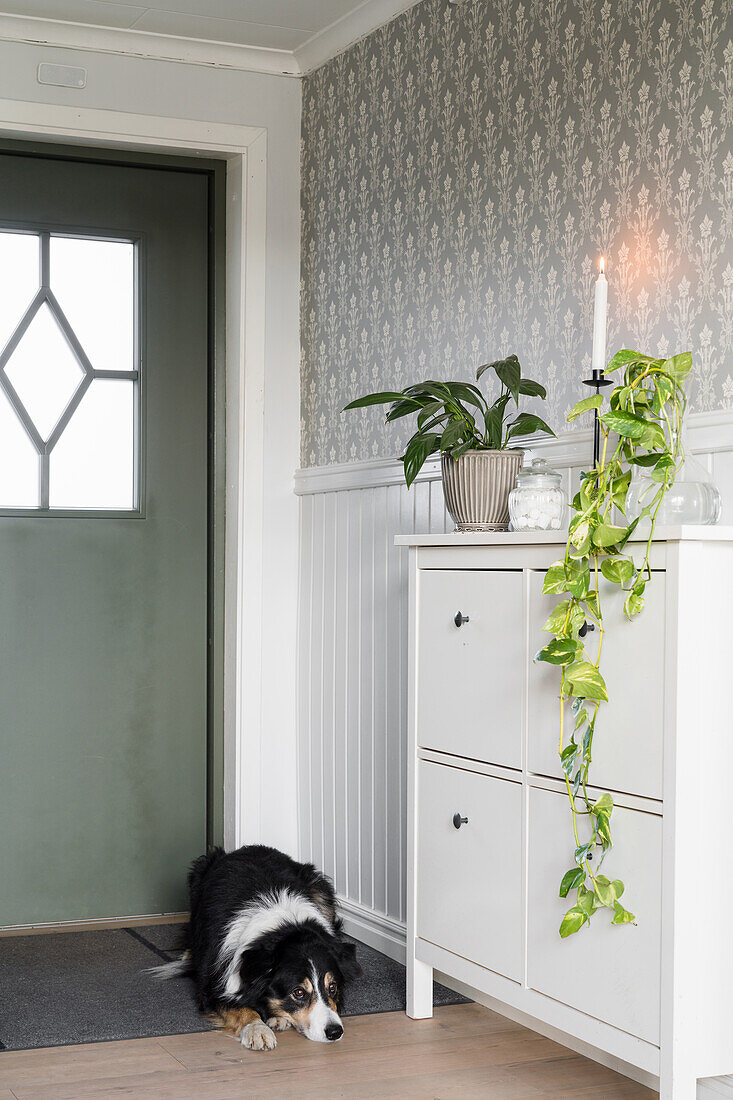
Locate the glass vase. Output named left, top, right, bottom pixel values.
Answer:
left=626, top=428, right=721, bottom=526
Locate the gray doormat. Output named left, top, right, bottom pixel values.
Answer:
left=0, top=924, right=467, bottom=1050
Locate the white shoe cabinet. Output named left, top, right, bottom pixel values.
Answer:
left=398, top=528, right=733, bottom=1100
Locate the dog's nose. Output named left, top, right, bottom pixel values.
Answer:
left=325, top=1023, right=343, bottom=1042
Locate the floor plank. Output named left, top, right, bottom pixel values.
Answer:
left=1, top=1004, right=657, bottom=1099
left=0, top=1039, right=182, bottom=1090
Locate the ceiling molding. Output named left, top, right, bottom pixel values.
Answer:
left=0, top=1, right=423, bottom=78
left=294, top=0, right=422, bottom=75
left=0, top=13, right=301, bottom=76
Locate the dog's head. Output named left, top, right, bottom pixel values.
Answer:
left=238, top=924, right=362, bottom=1042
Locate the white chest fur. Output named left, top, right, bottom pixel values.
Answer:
left=399, top=528, right=733, bottom=1100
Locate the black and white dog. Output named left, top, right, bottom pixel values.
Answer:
left=154, top=845, right=361, bottom=1050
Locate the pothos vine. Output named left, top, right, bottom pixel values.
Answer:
left=537, top=348, right=691, bottom=938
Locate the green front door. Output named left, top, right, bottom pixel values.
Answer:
left=0, top=147, right=213, bottom=925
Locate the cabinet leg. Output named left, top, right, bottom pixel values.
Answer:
left=406, top=955, right=433, bottom=1019
left=658, top=1068, right=697, bottom=1100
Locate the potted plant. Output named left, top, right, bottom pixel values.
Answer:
left=344, top=355, right=555, bottom=530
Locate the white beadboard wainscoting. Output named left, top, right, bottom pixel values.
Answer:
left=294, top=410, right=733, bottom=1098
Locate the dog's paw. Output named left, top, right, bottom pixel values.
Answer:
left=266, top=1016, right=293, bottom=1032
left=240, top=1020, right=277, bottom=1051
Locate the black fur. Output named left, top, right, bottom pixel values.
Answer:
left=179, top=845, right=361, bottom=1022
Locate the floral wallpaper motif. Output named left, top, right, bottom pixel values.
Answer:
left=300, top=0, right=733, bottom=467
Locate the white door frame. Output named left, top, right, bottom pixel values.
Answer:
left=0, top=99, right=281, bottom=852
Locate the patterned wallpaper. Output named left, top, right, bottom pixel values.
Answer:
left=300, top=0, right=733, bottom=468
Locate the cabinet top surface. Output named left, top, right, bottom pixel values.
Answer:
left=395, top=525, right=733, bottom=547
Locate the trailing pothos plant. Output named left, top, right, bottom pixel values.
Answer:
left=537, top=348, right=691, bottom=938
left=343, top=354, right=554, bottom=487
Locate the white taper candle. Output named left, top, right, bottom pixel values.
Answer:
left=591, top=256, right=607, bottom=373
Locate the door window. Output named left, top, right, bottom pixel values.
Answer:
left=0, top=227, right=139, bottom=512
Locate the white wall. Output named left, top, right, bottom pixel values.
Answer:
left=295, top=413, right=733, bottom=937
left=0, top=40, right=302, bottom=855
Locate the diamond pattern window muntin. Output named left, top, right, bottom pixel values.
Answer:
left=5, top=300, right=86, bottom=442
left=0, top=226, right=140, bottom=513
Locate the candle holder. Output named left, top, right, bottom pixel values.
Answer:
left=582, top=368, right=613, bottom=468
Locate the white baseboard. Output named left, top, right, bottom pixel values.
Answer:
left=0, top=912, right=188, bottom=936
left=337, top=895, right=407, bottom=964
left=337, top=895, right=733, bottom=1098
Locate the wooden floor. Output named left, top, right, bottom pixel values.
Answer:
left=0, top=1004, right=657, bottom=1099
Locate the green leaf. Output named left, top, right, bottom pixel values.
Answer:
left=600, top=409, right=665, bottom=449
left=444, top=382, right=486, bottom=409
left=483, top=406, right=503, bottom=448
left=450, top=438, right=477, bottom=459
left=611, top=901, right=635, bottom=925
left=476, top=353, right=517, bottom=387
left=560, top=743, right=579, bottom=777
left=661, top=351, right=692, bottom=382
left=386, top=397, right=426, bottom=422
left=506, top=411, right=556, bottom=440
left=624, top=589, right=645, bottom=618
left=651, top=454, right=676, bottom=483
left=565, top=661, right=608, bottom=701
left=566, top=566, right=591, bottom=599
left=633, top=451, right=666, bottom=467
left=439, top=418, right=466, bottom=450
left=611, top=879, right=625, bottom=899
left=492, top=354, right=521, bottom=401
left=611, top=470, right=632, bottom=511
left=403, top=381, right=451, bottom=400
left=559, top=867, right=585, bottom=897
left=569, top=517, right=591, bottom=554
left=594, top=876, right=617, bottom=906
left=592, top=522, right=627, bottom=548
left=559, top=906, right=588, bottom=938
left=542, top=599, right=585, bottom=635
left=518, top=378, right=547, bottom=398
left=583, top=594, right=599, bottom=622
left=537, top=638, right=579, bottom=665
left=605, top=349, right=654, bottom=374
left=592, top=792, right=614, bottom=813
left=596, top=812, right=613, bottom=847
left=574, top=706, right=588, bottom=732
left=543, top=562, right=569, bottom=594
left=415, top=399, right=444, bottom=429
left=577, top=885, right=598, bottom=915
left=567, top=394, right=603, bottom=422
left=401, top=433, right=441, bottom=489
left=574, top=841, right=593, bottom=864
left=344, top=390, right=406, bottom=410
left=600, top=557, right=634, bottom=584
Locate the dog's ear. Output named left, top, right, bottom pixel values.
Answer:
left=335, top=939, right=362, bottom=982
left=237, top=945, right=274, bottom=1003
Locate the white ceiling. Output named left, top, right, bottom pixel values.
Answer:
left=0, top=0, right=422, bottom=73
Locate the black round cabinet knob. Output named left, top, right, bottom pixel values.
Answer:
left=452, top=813, right=469, bottom=829
left=454, top=611, right=470, bottom=628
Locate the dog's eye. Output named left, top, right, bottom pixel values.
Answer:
left=292, top=986, right=306, bottom=1000
left=328, top=981, right=337, bottom=996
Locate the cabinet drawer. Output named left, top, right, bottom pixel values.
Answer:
left=528, top=570, right=665, bottom=799
left=416, top=760, right=523, bottom=981
left=527, top=786, right=662, bottom=1044
left=417, top=570, right=523, bottom=768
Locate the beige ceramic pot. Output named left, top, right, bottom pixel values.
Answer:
left=441, top=448, right=524, bottom=531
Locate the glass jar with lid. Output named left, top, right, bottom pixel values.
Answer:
left=508, top=458, right=567, bottom=531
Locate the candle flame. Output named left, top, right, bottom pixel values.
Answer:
left=600, top=256, right=605, bottom=274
